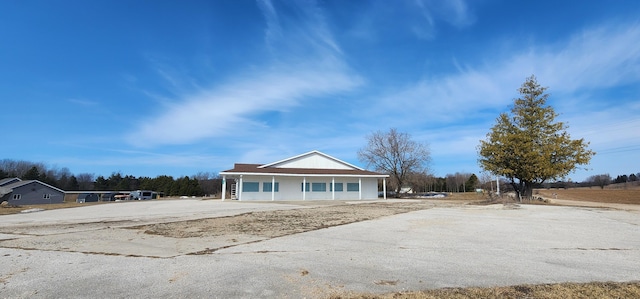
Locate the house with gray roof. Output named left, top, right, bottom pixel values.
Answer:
left=0, top=178, right=65, bottom=205
left=219, top=150, right=388, bottom=201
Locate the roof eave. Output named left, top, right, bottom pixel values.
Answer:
left=219, top=171, right=388, bottom=178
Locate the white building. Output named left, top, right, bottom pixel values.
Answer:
left=219, top=150, right=388, bottom=201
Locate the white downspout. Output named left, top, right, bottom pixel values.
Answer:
left=303, top=177, right=306, bottom=201
left=383, top=178, right=387, bottom=200
left=332, top=177, right=335, bottom=200
left=358, top=177, right=362, bottom=200
left=238, top=175, right=243, bottom=201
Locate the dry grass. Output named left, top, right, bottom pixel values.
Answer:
left=0, top=200, right=110, bottom=215
left=444, top=192, right=486, bottom=201
left=330, top=281, right=640, bottom=299
left=132, top=201, right=438, bottom=240
left=536, top=184, right=640, bottom=205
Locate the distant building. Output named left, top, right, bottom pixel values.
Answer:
left=0, top=178, right=65, bottom=205
left=219, top=150, right=388, bottom=201
left=76, top=193, right=99, bottom=203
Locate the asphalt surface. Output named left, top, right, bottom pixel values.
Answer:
left=1, top=199, right=639, bottom=298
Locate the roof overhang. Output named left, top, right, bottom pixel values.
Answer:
left=219, top=171, right=389, bottom=178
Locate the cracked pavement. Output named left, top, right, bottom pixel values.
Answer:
left=1, top=199, right=640, bottom=298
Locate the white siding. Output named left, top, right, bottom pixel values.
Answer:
left=271, top=153, right=354, bottom=170
left=236, top=175, right=380, bottom=201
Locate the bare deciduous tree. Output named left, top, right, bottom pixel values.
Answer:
left=586, top=174, right=611, bottom=189
left=358, top=128, right=431, bottom=196
left=75, top=173, right=95, bottom=190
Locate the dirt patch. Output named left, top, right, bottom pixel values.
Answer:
left=131, top=201, right=440, bottom=239
left=331, top=281, right=640, bottom=299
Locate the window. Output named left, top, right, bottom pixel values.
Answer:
left=330, top=183, right=343, bottom=192
left=263, top=182, right=279, bottom=192
left=13, top=194, right=21, bottom=200
left=43, top=194, right=51, bottom=199
left=243, top=182, right=260, bottom=192
left=347, top=183, right=359, bottom=192
left=301, top=182, right=310, bottom=192
left=312, top=183, right=326, bottom=192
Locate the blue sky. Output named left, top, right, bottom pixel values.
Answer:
left=2, top=0, right=639, bottom=182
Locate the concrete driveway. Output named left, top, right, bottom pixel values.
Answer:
left=1, top=200, right=639, bottom=298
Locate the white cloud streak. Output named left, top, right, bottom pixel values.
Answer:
left=375, top=22, right=640, bottom=124
left=127, top=0, right=362, bottom=147
left=348, top=0, right=475, bottom=41
left=127, top=63, right=361, bottom=146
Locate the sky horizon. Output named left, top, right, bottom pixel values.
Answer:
left=2, top=0, right=639, bottom=182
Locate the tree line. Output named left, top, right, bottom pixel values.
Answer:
left=582, top=173, right=640, bottom=189
left=401, top=172, right=480, bottom=193
left=0, top=159, right=222, bottom=197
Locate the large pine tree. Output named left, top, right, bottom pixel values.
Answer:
left=478, top=76, right=595, bottom=200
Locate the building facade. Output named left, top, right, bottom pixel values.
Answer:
left=219, top=151, right=388, bottom=201
left=0, top=178, right=65, bottom=205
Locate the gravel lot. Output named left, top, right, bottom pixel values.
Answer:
left=1, top=199, right=639, bottom=298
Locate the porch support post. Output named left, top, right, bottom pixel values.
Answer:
left=358, top=177, right=362, bottom=200
left=221, top=175, right=226, bottom=201
left=332, top=177, right=335, bottom=200
left=303, top=177, right=306, bottom=201
left=383, top=177, right=387, bottom=200
left=238, top=175, right=243, bottom=201
left=271, top=176, right=275, bottom=201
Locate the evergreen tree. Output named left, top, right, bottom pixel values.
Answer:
left=465, top=174, right=479, bottom=192
left=22, top=166, right=40, bottom=180
left=479, top=76, right=594, bottom=200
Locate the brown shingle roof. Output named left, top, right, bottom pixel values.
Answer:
left=221, top=163, right=386, bottom=177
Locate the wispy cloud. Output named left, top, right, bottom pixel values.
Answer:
left=258, top=0, right=342, bottom=60
left=349, top=0, right=475, bottom=41
left=373, top=22, right=640, bottom=124
left=67, top=98, right=99, bottom=106
left=127, top=64, right=361, bottom=146
left=414, top=0, right=475, bottom=30
left=127, top=0, right=361, bottom=147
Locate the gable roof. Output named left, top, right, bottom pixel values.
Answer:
left=220, top=151, right=387, bottom=177
left=259, top=150, right=364, bottom=170
left=0, top=177, right=21, bottom=187
left=2, top=179, right=66, bottom=193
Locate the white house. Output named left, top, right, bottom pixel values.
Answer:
left=219, top=150, right=388, bottom=201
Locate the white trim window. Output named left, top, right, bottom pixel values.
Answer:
left=43, top=194, right=51, bottom=199
left=13, top=194, right=21, bottom=200
left=263, top=182, right=279, bottom=192
left=311, top=183, right=326, bottom=192
left=243, top=182, right=260, bottom=192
